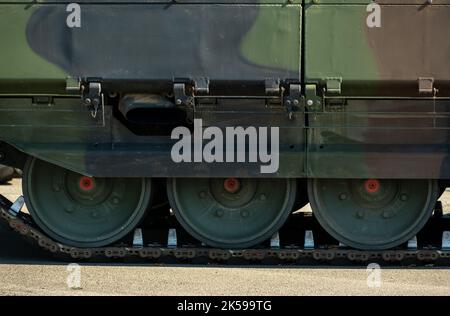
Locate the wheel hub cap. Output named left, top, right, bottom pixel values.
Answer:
left=223, top=178, right=240, bottom=194
left=364, top=179, right=380, bottom=194
left=167, top=178, right=296, bottom=248
left=23, top=158, right=153, bottom=247
left=308, top=178, right=438, bottom=250
left=79, top=176, right=95, bottom=191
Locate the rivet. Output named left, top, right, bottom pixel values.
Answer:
left=339, top=193, right=347, bottom=200
left=176, top=99, right=182, bottom=105
left=52, top=184, right=61, bottom=192
left=382, top=211, right=391, bottom=219
left=199, top=191, right=207, bottom=199
left=400, top=194, right=408, bottom=201
left=241, top=210, right=249, bottom=218
left=215, top=209, right=224, bottom=217
left=259, top=194, right=267, bottom=201
left=112, top=197, right=120, bottom=204
left=91, top=211, right=99, bottom=219
left=307, top=100, right=314, bottom=106
left=65, top=206, right=75, bottom=213
left=356, top=210, right=365, bottom=219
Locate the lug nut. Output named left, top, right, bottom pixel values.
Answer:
left=52, top=183, right=61, bottom=192
left=241, top=210, right=249, bottom=218
left=65, top=206, right=75, bottom=213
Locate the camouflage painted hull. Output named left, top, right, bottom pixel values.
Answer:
left=0, top=0, right=448, bottom=179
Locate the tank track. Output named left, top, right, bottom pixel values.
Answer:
left=2, top=193, right=450, bottom=266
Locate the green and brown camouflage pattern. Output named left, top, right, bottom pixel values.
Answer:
left=305, top=0, right=450, bottom=96
left=0, top=0, right=301, bottom=93
left=0, top=0, right=449, bottom=179
left=305, top=0, right=450, bottom=179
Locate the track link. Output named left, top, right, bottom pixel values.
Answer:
left=1, top=194, right=450, bottom=265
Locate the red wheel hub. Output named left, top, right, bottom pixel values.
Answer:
left=79, top=176, right=95, bottom=191
left=364, top=179, right=380, bottom=193
left=223, top=178, right=240, bottom=194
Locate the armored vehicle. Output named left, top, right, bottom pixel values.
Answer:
left=0, top=0, right=449, bottom=256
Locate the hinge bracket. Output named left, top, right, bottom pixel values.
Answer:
left=174, top=78, right=209, bottom=106
left=418, top=77, right=435, bottom=95
left=284, top=83, right=302, bottom=119
left=305, top=84, right=322, bottom=111
left=193, top=77, right=210, bottom=95
left=265, top=79, right=281, bottom=95
left=65, top=77, right=80, bottom=94
left=173, top=83, right=194, bottom=107
left=325, top=77, right=342, bottom=95
left=81, top=82, right=104, bottom=118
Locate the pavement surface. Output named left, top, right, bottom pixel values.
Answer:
left=0, top=179, right=450, bottom=296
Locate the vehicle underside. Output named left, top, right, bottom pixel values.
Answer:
left=0, top=0, right=449, bottom=264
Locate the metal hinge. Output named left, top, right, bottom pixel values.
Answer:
left=173, top=82, right=194, bottom=107
left=193, top=77, right=210, bottom=95
left=65, top=77, right=80, bottom=94
left=325, top=77, right=342, bottom=95
left=284, top=83, right=302, bottom=119
left=418, top=77, right=435, bottom=95
left=173, top=78, right=211, bottom=107
left=66, top=77, right=104, bottom=118
left=81, top=82, right=104, bottom=118
left=305, top=84, right=323, bottom=112
left=265, top=79, right=281, bottom=95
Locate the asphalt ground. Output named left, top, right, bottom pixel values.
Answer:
left=0, top=179, right=449, bottom=296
